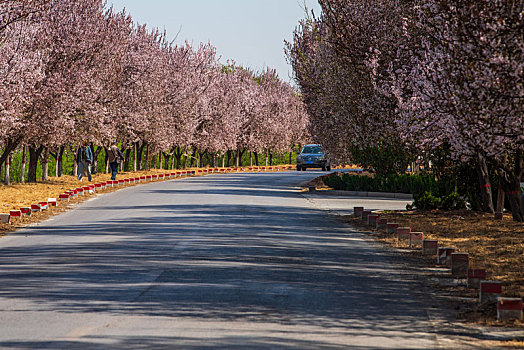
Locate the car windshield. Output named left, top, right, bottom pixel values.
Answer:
left=301, top=146, right=322, bottom=154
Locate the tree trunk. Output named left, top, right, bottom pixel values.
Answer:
left=498, top=168, right=523, bottom=222
left=0, top=136, right=22, bottom=171
left=145, top=145, right=150, bottom=170
left=4, top=154, right=11, bottom=185
left=237, top=149, right=246, bottom=167
left=250, top=152, right=253, bottom=166
left=269, top=151, right=273, bottom=166
left=28, top=145, right=43, bottom=183
left=104, top=147, right=109, bottom=174
left=254, top=152, right=259, bottom=166
left=163, top=152, right=171, bottom=170
left=265, top=151, right=269, bottom=166
left=124, top=148, right=131, bottom=172
left=476, top=154, right=494, bottom=213
left=190, top=149, right=196, bottom=168
left=133, top=143, right=137, bottom=172
left=289, top=151, right=292, bottom=165
left=174, top=147, right=183, bottom=169
left=212, top=153, right=217, bottom=168
left=226, top=151, right=232, bottom=167
left=91, top=145, right=103, bottom=175
left=137, top=143, right=145, bottom=171
left=41, top=147, right=49, bottom=181
left=51, top=146, right=65, bottom=177
left=71, top=145, right=78, bottom=176
left=20, top=146, right=26, bottom=183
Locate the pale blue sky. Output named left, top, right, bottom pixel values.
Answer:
left=107, top=0, right=321, bottom=84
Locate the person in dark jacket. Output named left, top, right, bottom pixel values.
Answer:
left=77, top=142, right=93, bottom=181
left=108, top=141, right=125, bottom=180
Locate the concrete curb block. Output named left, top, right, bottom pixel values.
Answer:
left=497, top=298, right=523, bottom=321
left=467, top=268, right=486, bottom=289
left=451, top=253, right=469, bottom=278
left=480, top=280, right=502, bottom=304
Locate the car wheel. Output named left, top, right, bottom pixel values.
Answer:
left=322, top=166, right=327, bottom=171
left=296, top=166, right=301, bottom=171
left=302, top=167, right=306, bottom=171
left=327, top=165, right=331, bottom=171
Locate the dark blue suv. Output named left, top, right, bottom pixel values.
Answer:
left=296, top=144, right=331, bottom=171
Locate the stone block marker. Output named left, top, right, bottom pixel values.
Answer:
left=367, top=214, right=379, bottom=226
left=480, top=280, right=502, bottom=304
left=376, top=218, right=388, bottom=230
left=467, top=268, right=487, bottom=289
left=386, top=223, right=399, bottom=234
left=497, top=298, right=523, bottom=322
left=9, top=210, right=22, bottom=219
left=437, top=247, right=455, bottom=265
left=451, top=253, right=469, bottom=278
left=354, top=207, right=364, bottom=218
left=0, top=214, right=10, bottom=224
left=20, top=207, right=32, bottom=216
left=409, top=232, right=424, bottom=248
left=396, top=227, right=411, bottom=245
left=422, top=239, right=438, bottom=255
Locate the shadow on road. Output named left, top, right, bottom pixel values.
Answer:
left=0, top=174, right=442, bottom=349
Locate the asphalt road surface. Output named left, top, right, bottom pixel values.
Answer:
left=0, top=171, right=447, bottom=349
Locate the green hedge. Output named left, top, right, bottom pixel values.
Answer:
left=323, top=173, right=437, bottom=196
left=322, top=173, right=466, bottom=210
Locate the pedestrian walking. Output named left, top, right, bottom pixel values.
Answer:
left=77, top=142, right=93, bottom=182
left=108, top=141, right=125, bottom=180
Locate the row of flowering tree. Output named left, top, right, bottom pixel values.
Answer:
left=0, top=0, right=310, bottom=183
left=286, top=0, right=523, bottom=221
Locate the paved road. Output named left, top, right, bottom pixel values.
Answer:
left=0, top=171, right=442, bottom=349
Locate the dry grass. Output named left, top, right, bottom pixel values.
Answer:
left=341, top=211, right=524, bottom=329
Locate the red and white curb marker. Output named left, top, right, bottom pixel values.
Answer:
left=467, top=268, right=486, bottom=289
left=386, top=223, right=399, bottom=234
left=451, top=253, right=469, bottom=278
left=9, top=210, right=22, bottom=220
left=31, top=204, right=42, bottom=212
left=376, top=217, right=388, bottom=230
left=409, top=232, right=424, bottom=248
left=480, top=280, right=502, bottom=304
left=497, top=297, right=523, bottom=322
left=20, top=207, right=32, bottom=216
left=422, top=239, right=438, bottom=255
left=59, top=194, right=70, bottom=201
left=437, top=247, right=455, bottom=265
left=0, top=214, right=10, bottom=224
left=47, top=198, right=57, bottom=207
left=367, top=214, right=379, bottom=226
left=396, top=227, right=411, bottom=246
left=39, top=202, right=49, bottom=210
